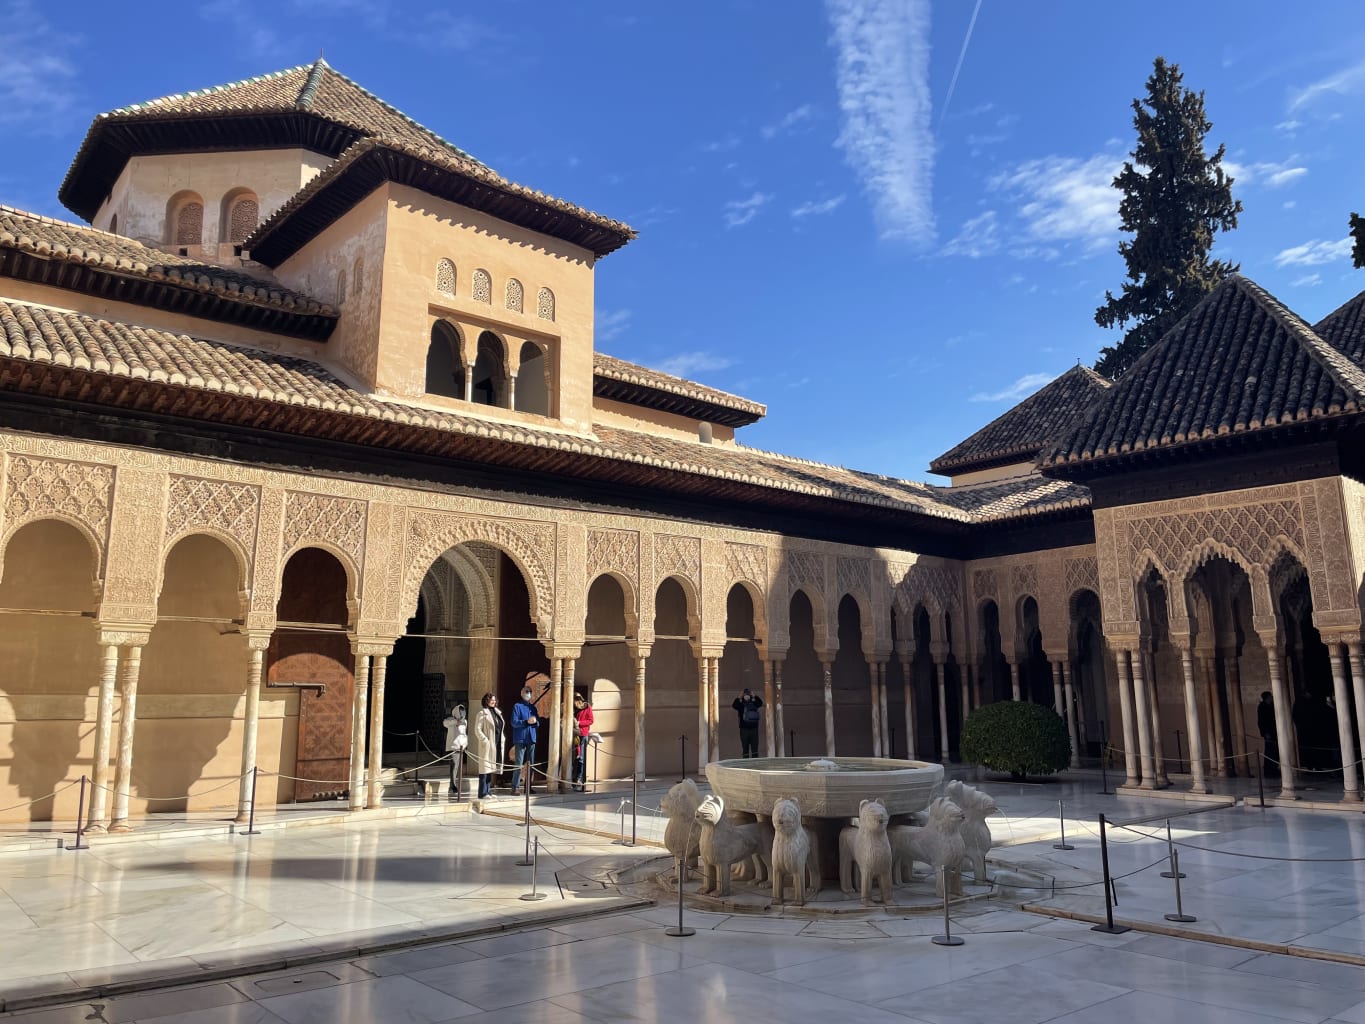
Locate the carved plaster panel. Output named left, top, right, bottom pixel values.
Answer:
left=972, top=568, right=998, bottom=603
left=836, top=556, right=872, bottom=600
left=283, top=491, right=368, bottom=572
left=2, top=454, right=114, bottom=561
left=655, top=533, right=701, bottom=591
left=786, top=550, right=825, bottom=597
left=587, top=528, right=640, bottom=592
left=164, top=475, right=260, bottom=564
left=1064, top=556, right=1100, bottom=596
left=725, top=541, right=768, bottom=594
left=1009, top=564, right=1040, bottom=601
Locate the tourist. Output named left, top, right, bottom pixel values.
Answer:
left=572, top=692, right=594, bottom=791
left=511, top=673, right=546, bottom=795
left=732, top=687, right=763, bottom=758
left=442, top=704, right=468, bottom=793
left=1258, top=691, right=1280, bottom=778
left=469, top=693, right=504, bottom=800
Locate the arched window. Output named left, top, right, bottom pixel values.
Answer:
left=221, top=189, right=259, bottom=244
left=425, top=321, right=465, bottom=399
left=505, top=278, right=524, bottom=312
left=471, top=330, right=506, bottom=407
left=108, top=213, right=118, bottom=234
left=336, top=269, right=347, bottom=305
left=435, top=258, right=456, bottom=296
left=472, top=269, right=492, bottom=304
left=353, top=256, right=364, bottom=296
left=167, top=191, right=204, bottom=246
left=537, top=287, right=555, bottom=321
left=515, top=341, right=549, bottom=415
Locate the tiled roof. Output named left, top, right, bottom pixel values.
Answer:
left=593, top=352, right=765, bottom=426
left=930, top=365, right=1110, bottom=475
left=1313, top=288, right=1365, bottom=365
left=935, top=473, right=1092, bottom=521
left=0, top=298, right=981, bottom=522
left=1043, top=275, right=1365, bottom=474
left=246, top=135, right=635, bottom=264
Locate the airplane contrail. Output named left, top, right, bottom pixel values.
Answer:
left=940, top=0, right=984, bottom=124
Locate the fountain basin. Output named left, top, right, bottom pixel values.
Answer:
left=705, top=757, right=943, bottom=820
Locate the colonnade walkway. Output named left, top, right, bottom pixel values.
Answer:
left=0, top=772, right=1363, bottom=1021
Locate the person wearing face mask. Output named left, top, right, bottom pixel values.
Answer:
left=511, top=671, right=549, bottom=795
left=469, top=692, right=504, bottom=800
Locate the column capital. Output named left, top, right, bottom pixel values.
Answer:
left=768, top=649, right=788, bottom=664
left=97, top=627, right=151, bottom=647
left=634, top=646, right=652, bottom=664
left=547, top=645, right=583, bottom=661
left=350, top=636, right=396, bottom=657
left=865, top=654, right=891, bottom=666
left=1319, top=630, right=1362, bottom=647
left=245, top=631, right=274, bottom=651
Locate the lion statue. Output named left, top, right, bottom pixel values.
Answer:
left=889, top=797, right=966, bottom=898
left=945, top=779, right=997, bottom=883
left=696, top=794, right=764, bottom=898
left=660, top=778, right=702, bottom=882
left=839, top=798, right=894, bottom=907
left=769, top=797, right=820, bottom=906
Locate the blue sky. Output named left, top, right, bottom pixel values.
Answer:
left=4, top=1, right=1365, bottom=481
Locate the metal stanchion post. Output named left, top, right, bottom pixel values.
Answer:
left=1257, top=744, right=1266, bottom=809
left=890, top=726, right=897, bottom=760
left=631, top=772, right=639, bottom=846
left=1053, top=799, right=1074, bottom=851
left=243, top=766, right=262, bottom=836
left=453, top=752, right=463, bottom=804
left=1098, top=720, right=1111, bottom=795
left=790, top=730, right=796, bottom=757
left=1174, top=730, right=1184, bottom=775
left=613, top=799, right=631, bottom=846
left=517, top=785, right=533, bottom=865
left=931, top=866, right=964, bottom=946
left=413, top=731, right=421, bottom=796
left=1163, top=848, right=1195, bottom=922
left=593, top=740, right=600, bottom=793
left=1091, top=813, right=1129, bottom=934
left=69, top=775, right=89, bottom=851
left=665, top=855, right=695, bottom=937
left=519, top=836, right=548, bottom=902
left=1160, top=820, right=1185, bottom=879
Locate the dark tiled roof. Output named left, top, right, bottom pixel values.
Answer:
left=935, top=473, right=1092, bottom=521
left=247, top=136, right=635, bottom=265
left=593, top=352, right=765, bottom=427
left=930, top=365, right=1110, bottom=475
left=1043, top=275, right=1365, bottom=474
left=1313, top=288, right=1365, bottom=365
left=0, top=206, right=336, bottom=340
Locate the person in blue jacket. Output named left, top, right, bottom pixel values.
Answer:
left=511, top=671, right=548, bottom=795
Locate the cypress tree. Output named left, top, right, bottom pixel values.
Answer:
left=1350, top=212, right=1365, bottom=269
left=1095, top=58, right=1242, bottom=378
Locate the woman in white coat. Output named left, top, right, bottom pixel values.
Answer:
left=469, top=692, right=506, bottom=799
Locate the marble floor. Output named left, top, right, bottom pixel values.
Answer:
left=1, top=771, right=1363, bottom=1022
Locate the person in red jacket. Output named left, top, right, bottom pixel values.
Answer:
left=572, top=691, right=594, bottom=792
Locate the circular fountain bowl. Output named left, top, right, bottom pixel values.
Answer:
left=705, top=757, right=944, bottom=819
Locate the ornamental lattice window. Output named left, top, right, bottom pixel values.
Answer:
left=353, top=256, right=364, bottom=296
left=226, top=196, right=258, bottom=244
left=472, top=269, right=492, bottom=303
left=436, top=258, right=456, bottom=296
left=505, top=278, right=523, bottom=312
left=174, top=201, right=203, bottom=245
left=537, top=287, right=555, bottom=321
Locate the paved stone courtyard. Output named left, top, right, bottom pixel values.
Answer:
left=0, top=774, right=1363, bottom=1022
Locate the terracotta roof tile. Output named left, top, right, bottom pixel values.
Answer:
left=593, top=352, right=765, bottom=423
left=930, top=365, right=1110, bottom=475
left=0, top=206, right=335, bottom=319
left=1043, top=276, right=1365, bottom=473
left=1313, top=287, right=1365, bottom=366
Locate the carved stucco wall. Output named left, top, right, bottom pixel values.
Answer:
left=963, top=545, right=1096, bottom=660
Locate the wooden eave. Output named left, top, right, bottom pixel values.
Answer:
left=592, top=375, right=763, bottom=428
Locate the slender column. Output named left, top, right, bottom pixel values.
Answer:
left=349, top=654, right=371, bottom=811
left=235, top=643, right=267, bottom=824
left=696, top=656, right=710, bottom=767
left=971, top=663, right=982, bottom=710
left=822, top=660, right=836, bottom=756
left=879, top=662, right=891, bottom=756
left=1146, top=650, right=1168, bottom=787
left=1116, top=649, right=1139, bottom=786
left=1051, top=661, right=1064, bottom=718
left=1203, top=656, right=1228, bottom=778
left=959, top=668, right=971, bottom=734
left=1129, top=647, right=1156, bottom=788
left=772, top=659, right=785, bottom=756
left=87, top=642, right=120, bottom=831
left=1263, top=640, right=1297, bottom=799
left=463, top=374, right=474, bottom=404
left=1225, top=655, right=1248, bottom=775
left=1009, top=660, right=1021, bottom=701
left=1061, top=659, right=1080, bottom=768
left=109, top=645, right=144, bottom=831
left=634, top=655, right=648, bottom=782
left=507, top=374, right=518, bottom=410
left=561, top=658, right=578, bottom=792
left=762, top=659, right=775, bottom=757
left=1349, top=643, right=1365, bottom=792
left=708, top=657, right=720, bottom=760
left=547, top=658, right=564, bottom=792
left=1177, top=647, right=1208, bottom=794
left=366, top=655, right=388, bottom=808
left=935, top=660, right=950, bottom=761
left=900, top=651, right=917, bottom=759
left=1327, top=644, right=1361, bottom=801
left=869, top=662, right=883, bottom=758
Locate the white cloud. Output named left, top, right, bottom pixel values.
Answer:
left=0, top=1, right=80, bottom=129
left=1289, top=58, right=1365, bottom=111
left=724, top=191, right=772, bottom=228
left=791, top=195, right=847, bottom=218
left=1275, top=119, right=1302, bottom=135
left=1223, top=157, right=1307, bottom=188
left=970, top=372, right=1056, bottom=403
left=990, top=153, right=1122, bottom=250
left=1291, top=273, right=1322, bottom=288
left=941, top=210, right=999, bottom=258
left=761, top=105, right=814, bottom=140
left=826, top=0, right=935, bottom=243
left=595, top=309, right=632, bottom=343
left=703, top=135, right=742, bottom=153
left=1283, top=200, right=1297, bottom=209
left=657, top=352, right=734, bottom=378
left=1274, top=238, right=1353, bottom=267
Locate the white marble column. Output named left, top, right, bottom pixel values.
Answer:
left=708, top=656, right=721, bottom=761
left=1145, top=650, right=1168, bottom=787
left=1326, top=643, right=1361, bottom=801
left=235, top=642, right=267, bottom=824
left=1130, top=647, right=1156, bottom=789
left=1051, top=661, right=1064, bottom=718
left=548, top=657, right=564, bottom=792
left=869, top=662, right=883, bottom=758
left=634, top=654, right=648, bottom=782
left=366, top=654, right=388, bottom=808
left=1009, top=660, right=1021, bottom=701
left=87, top=641, right=120, bottom=832
left=900, top=650, right=917, bottom=760
left=1177, top=647, right=1209, bottom=794
left=696, top=656, right=710, bottom=768
left=1201, top=655, right=1228, bottom=778
left=762, top=659, right=775, bottom=757
left=880, top=662, right=892, bottom=757
left=1116, top=649, right=1139, bottom=787
left=822, top=660, right=836, bottom=757
left=935, top=659, right=950, bottom=762
left=772, top=658, right=786, bottom=756
left=349, top=653, right=370, bottom=811
left=109, top=644, right=144, bottom=832
left=562, top=658, right=578, bottom=791
left=1061, top=659, right=1079, bottom=769
left=507, top=373, right=518, bottom=410
left=1225, top=654, right=1248, bottom=775
left=1263, top=639, right=1297, bottom=799
left=1349, top=643, right=1365, bottom=793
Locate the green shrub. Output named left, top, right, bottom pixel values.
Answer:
left=959, top=700, right=1071, bottom=780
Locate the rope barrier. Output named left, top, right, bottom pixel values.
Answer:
left=0, top=780, right=79, bottom=816
left=1112, top=821, right=1365, bottom=863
